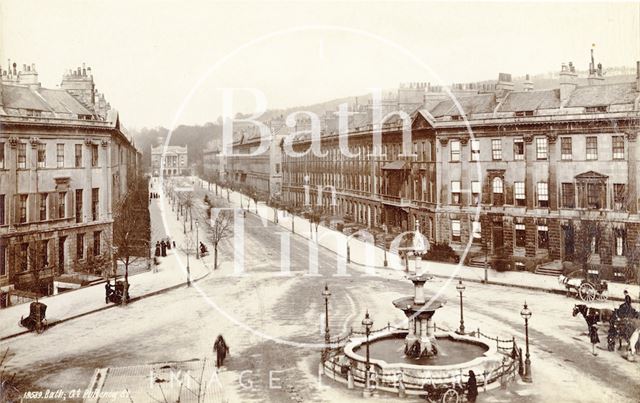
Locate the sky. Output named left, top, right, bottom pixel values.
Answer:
left=1, top=1, right=639, bottom=129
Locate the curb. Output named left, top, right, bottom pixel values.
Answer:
left=209, top=184, right=630, bottom=304
left=0, top=269, right=212, bottom=342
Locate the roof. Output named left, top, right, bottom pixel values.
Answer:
left=151, top=145, right=188, bottom=154
left=1, top=83, right=94, bottom=117
left=566, top=82, right=639, bottom=107
left=429, top=93, right=496, bottom=117
left=498, top=89, right=560, bottom=112
left=38, top=88, right=94, bottom=115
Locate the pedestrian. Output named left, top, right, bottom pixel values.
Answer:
left=213, top=335, right=230, bottom=368
left=173, top=240, right=176, bottom=248
left=589, top=324, right=600, bottom=356
left=155, top=241, right=161, bottom=257
left=467, top=370, right=478, bottom=403
left=166, top=237, right=172, bottom=250
left=104, top=280, right=112, bottom=304
left=624, top=290, right=632, bottom=306
left=161, top=240, right=167, bottom=257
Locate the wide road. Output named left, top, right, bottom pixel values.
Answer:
left=2, top=186, right=638, bottom=403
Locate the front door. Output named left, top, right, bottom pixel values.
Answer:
left=58, top=236, right=66, bottom=274
left=492, top=222, right=504, bottom=255
left=563, top=224, right=575, bottom=260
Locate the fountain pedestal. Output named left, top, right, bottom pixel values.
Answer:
left=392, top=275, right=445, bottom=358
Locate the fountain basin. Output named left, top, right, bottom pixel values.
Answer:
left=338, top=328, right=506, bottom=391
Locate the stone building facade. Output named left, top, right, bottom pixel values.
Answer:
left=0, top=62, right=140, bottom=300
left=151, top=145, right=188, bottom=177
left=281, top=61, right=640, bottom=278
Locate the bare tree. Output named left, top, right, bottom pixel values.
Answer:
left=573, top=220, right=603, bottom=275
left=205, top=208, right=233, bottom=270
left=112, top=176, right=151, bottom=304
left=179, top=234, right=197, bottom=286
left=183, top=192, right=195, bottom=231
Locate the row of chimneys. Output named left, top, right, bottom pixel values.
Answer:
left=63, top=62, right=92, bottom=78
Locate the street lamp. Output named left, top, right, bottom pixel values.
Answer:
left=362, top=311, right=374, bottom=397
left=195, top=219, right=200, bottom=259
left=520, top=301, right=532, bottom=383
left=322, top=284, right=331, bottom=361
left=382, top=224, right=388, bottom=267
left=456, top=279, right=466, bottom=334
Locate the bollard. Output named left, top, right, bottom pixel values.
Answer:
left=483, top=370, right=488, bottom=392
left=500, top=357, right=507, bottom=389
left=347, top=368, right=354, bottom=389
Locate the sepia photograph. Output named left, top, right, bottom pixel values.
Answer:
left=0, top=1, right=639, bottom=402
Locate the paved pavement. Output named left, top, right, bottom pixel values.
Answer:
left=0, top=185, right=210, bottom=341
left=199, top=178, right=639, bottom=304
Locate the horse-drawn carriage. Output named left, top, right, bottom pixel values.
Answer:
left=19, top=301, right=48, bottom=333
left=559, top=270, right=608, bottom=302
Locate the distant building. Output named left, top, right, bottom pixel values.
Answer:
left=0, top=61, right=141, bottom=303
left=151, top=145, right=188, bottom=177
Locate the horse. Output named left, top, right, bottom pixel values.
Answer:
left=572, top=304, right=613, bottom=333
left=610, top=308, right=640, bottom=355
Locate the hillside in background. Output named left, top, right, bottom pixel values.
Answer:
left=130, top=66, right=637, bottom=172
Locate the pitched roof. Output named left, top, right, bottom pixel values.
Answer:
left=566, top=82, right=638, bottom=107
left=498, top=89, right=560, bottom=112
left=429, top=93, right=496, bottom=117
left=38, top=88, right=93, bottom=115
left=2, top=84, right=51, bottom=111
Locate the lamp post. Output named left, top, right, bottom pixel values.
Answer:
left=362, top=311, right=374, bottom=397
left=322, top=284, right=331, bottom=361
left=456, top=279, right=466, bottom=334
left=520, top=301, right=532, bottom=383
left=382, top=224, right=388, bottom=267
left=195, top=219, right=200, bottom=259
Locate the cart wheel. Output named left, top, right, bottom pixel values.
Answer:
left=579, top=283, right=596, bottom=302
left=598, top=289, right=608, bottom=302
left=441, top=389, right=459, bottom=403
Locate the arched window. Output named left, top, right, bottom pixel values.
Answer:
left=492, top=177, right=503, bottom=194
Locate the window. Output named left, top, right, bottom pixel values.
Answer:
left=587, top=183, right=602, bottom=209
left=451, top=181, right=461, bottom=204
left=37, top=143, right=46, bottom=168
left=93, top=231, right=101, bottom=256
left=472, top=221, right=481, bottom=243
left=614, top=184, right=626, bottom=210
left=562, top=183, right=575, bottom=208
left=536, top=137, right=548, bottom=160
left=75, top=189, right=83, bottom=223
left=492, top=177, right=503, bottom=193
left=38, top=240, right=48, bottom=269
left=75, top=144, right=82, bottom=167
left=561, top=137, right=572, bottom=160
left=19, top=243, right=28, bottom=272
left=515, top=223, right=526, bottom=247
left=586, top=137, right=598, bottom=160
left=91, top=188, right=99, bottom=221
left=91, top=144, right=99, bottom=167
left=450, top=140, right=461, bottom=161
left=537, top=182, right=549, bottom=207
left=451, top=220, right=461, bottom=241
left=57, top=144, right=64, bottom=167
left=538, top=225, right=549, bottom=249
left=0, top=142, right=4, bottom=168
left=275, top=163, right=281, bottom=174
left=0, top=194, right=4, bottom=225
left=514, top=182, right=525, bottom=206
left=39, top=193, right=47, bottom=221
left=0, top=245, right=5, bottom=276
left=58, top=192, right=66, bottom=218
left=19, top=194, right=28, bottom=223
left=77, top=233, right=84, bottom=260
left=491, top=139, right=502, bottom=160
left=614, top=230, right=625, bottom=256
left=470, top=140, right=480, bottom=161
left=513, top=139, right=524, bottom=160
left=18, top=143, right=27, bottom=168
left=471, top=181, right=481, bottom=204
left=612, top=136, right=624, bottom=160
